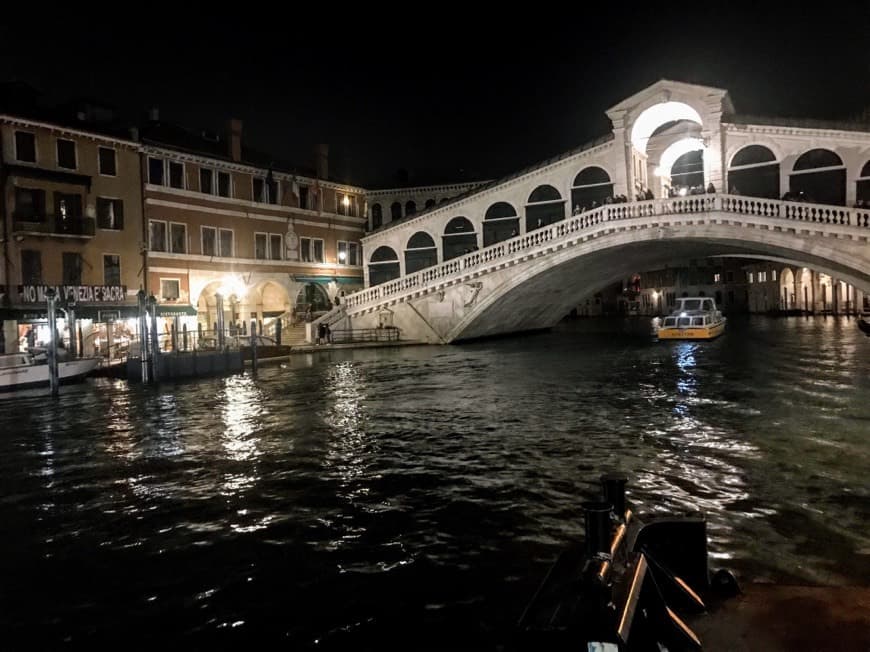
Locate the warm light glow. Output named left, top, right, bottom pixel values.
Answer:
left=653, top=167, right=663, bottom=177
left=630, top=102, right=703, bottom=153
left=342, top=195, right=350, bottom=207
left=338, top=250, right=347, bottom=262
left=218, top=275, right=246, bottom=300
left=659, top=137, right=705, bottom=175
left=678, top=187, right=689, bottom=197
left=652, top=290, right=660, bottom=299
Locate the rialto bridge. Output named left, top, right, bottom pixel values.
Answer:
left=326, top=80, right=870, bottom=343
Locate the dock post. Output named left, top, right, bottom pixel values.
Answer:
left=250, top=318, right=258, bottom=375
left=148, top=294, right=159, bottom=383
left=215, top=292, right=225, bottom=349
left=137, top=290, right=149, bottom=383
left=275, top=318, right=282, bottom=345
left=67, top=303, right=77, bottom=359
left=45, top=288, right=59, bottom=397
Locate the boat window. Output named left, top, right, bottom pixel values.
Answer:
left=692, top=317, right=704, bottom=326
left=678, top=317, right=691, bottom=327
left=682, top=299, right=702, bottom=310
left=702, top=299, right=714, bottom=310
left=664, top=317, right=676, bottom=327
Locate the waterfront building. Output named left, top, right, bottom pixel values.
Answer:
left=139, top=114, right=366, bottom=342
left=0, top=94, right=144, bottom=355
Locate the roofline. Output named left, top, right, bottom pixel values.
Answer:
left=0, top=113, right=139, bottom=147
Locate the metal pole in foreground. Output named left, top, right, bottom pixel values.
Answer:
left=137, top=289, right=149, bottom=383
left=148, top=295, right=159, bottom=383
left=250, top=318, right=258, bottom=375
left=45, top=289, right=59, bottom=397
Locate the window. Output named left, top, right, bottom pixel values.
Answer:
left=98, top=147, right=116, bottom=176
left=255, top=232, right=268, bottom=259
left=337, top=240, right=348, bottom=264
left=202, top=227, right=216, bottom=256
left=772, top=270, right=777, bottom=282
left=62, top=252, right=82, bottom=285
left=747, top=272, right=754, bottom=283
left=170, top=223, right=187, bottom=253
left=219, top=228, right=233, bottom=257
left=299, top=186, right=309, bottom=210
left=149, top=220, right=167, bottom=251
left=103, top=255, right=121, bottom=286
left=21, top=250, right=42, bottom=284
left=55, top=192, right=82, bottom=221
left=252, top=177, right=265, bottom=203
left=270, top=234, right=282, bottom=260
left=15, top=131, right=36, bottom=163
left=217, top=171, right=231, bottom=197
left=149, top=157, right=165, bottom=185
left=267, top=178, right=278, bottom=204
left=160, top=279, right=180, bottom=301
left=169, top=161, right=184, bottom=189
left=348, top=242, right=359, bottom=266
left=758, top=271, right=767, bottom=282
left=97, top=198, right=124, bottom=229
left=313, top=238, right=324, bottom=263
left=300, top=237, right=311, bottom=262
left=199, top=168, right=213, bottom=194
left=726, top=271, right=734, bottom=283
left=713, top=273, right=721, bottom=283
left=56, top=139, right=77, bottom=169
left=14, top=188, right=46, bottom=221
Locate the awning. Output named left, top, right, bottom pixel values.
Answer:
left=0, top=304, right=139, bottom=322
left=156, top=304, right=198, bottom=317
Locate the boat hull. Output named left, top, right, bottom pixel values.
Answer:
left=657, top=321, right=726, bottom=340
left=0, top=358, right=100, bottom=392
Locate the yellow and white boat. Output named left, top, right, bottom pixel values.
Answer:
left=655, top=297, right=726, bottom=340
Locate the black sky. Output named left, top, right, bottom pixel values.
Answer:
left=1, top=3, right=868, bottom=187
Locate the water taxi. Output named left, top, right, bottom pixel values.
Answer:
left=655, top=297, right=726, bottom=340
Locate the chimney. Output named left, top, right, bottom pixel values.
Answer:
left=315, top=144, right=329, bottom=180
left=148, top=106, right=160, bottom=121
left=228, top=119, right=243, bottom=162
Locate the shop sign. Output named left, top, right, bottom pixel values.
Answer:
left=19, top=285, right=128, bottom=304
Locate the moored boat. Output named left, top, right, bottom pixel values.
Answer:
left=654, top=297, right=726, bottom=340
left=0, top=352, right=100, bottom=392
left=859, top=314, right=870, bottom=336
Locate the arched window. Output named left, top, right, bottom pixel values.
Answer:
left=570, top=167, right=613, bottom=212
left=371, top=203, right=383, bottom=229
left=483, top=202, right=519, bottom=247
left=526, top=184, right=565, bottom=232
left=390, top=202, right=402, bottom=222
left=727, top=145, right=780, bottom=199
left=856, top=160, right=870, bottom=206
left=405, top=200, right=417, bottom=216
left=295, top=283, right=331, bottom=313
left=442, top=216, right=477, bottom=261
left=789, top=148, right=846, bottom=205
left=425, top=198, right=436, bottom=209
left=670, top=150, right=704, bottom=190
left=405, top=231, right=438, bottom=274
left=368, top=246, right=400, bottom=286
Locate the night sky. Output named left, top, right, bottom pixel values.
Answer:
left=1, top=4, right=868, bottom=188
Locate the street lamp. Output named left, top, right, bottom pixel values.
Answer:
left=338, top=250, right=347, bottom=263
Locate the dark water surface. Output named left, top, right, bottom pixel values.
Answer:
left=1, top=316, right=868, bottom=649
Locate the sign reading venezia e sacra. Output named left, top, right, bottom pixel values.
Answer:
left=19, top=285, right=127, bottom=304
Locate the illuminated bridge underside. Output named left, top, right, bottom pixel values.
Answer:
left=341, top=196, right=870, bottom=343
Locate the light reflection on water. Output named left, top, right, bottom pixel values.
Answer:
left=0, top=316, right=868, bottom=649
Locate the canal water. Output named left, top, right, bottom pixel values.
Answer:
left=1, top=316, right=868, bottom=649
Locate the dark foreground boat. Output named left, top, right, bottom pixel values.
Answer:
left=517, top=474, right=738, bottom=651
left=859, top=315, right=870, bottom=336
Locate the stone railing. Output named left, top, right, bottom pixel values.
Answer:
left=344, top=194, right=870, bottom=314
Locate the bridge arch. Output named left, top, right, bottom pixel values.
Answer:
left=442, top=216, right=477, bottom=261
left=405, top=200, right=417, bottom=216
left=483, top=201, right=520, bottom=246
left=526, top=184, right=565, bottom=232
left=727, top=145, right=780, bottom=199
left=857, top=160, right=870, bottom=205
left=390, top=202, right=403, bottom=222
left=630, top=102, right=704, bottom=154
left=570, top=166, right=613, bottom=212
left=371, top=203, right=383, bottom=229
left=368, top=245, right=400, bottom=286
left=779, top=267, right=795, bottom=310
left=405, top=231, right=439, bottom=274
left=789, top=148, right=846, bottom=205
left=425, top=198, right=437, bottom=209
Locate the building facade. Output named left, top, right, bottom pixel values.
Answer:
left=0, top=114, right=143, bottom=355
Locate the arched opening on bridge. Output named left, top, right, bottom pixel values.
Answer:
left=295, top=282, right=331, bottom=314
left=483, top=202, right=519, bottom=246
left=442, top=217, right=477, bottom=261
left=789, top=149, right=846, bottom=205
left=570, top=167, right=613, bottom=212
left=856, top=160, right=870, bottom=206
left=390, top=202, right=403, bottom=222
left=727, top=145, right=780, bottom=198
left=779, top=268, right=795, bottom=310
left=368, top=246, right=401, bottom=286
left=371, top=203, right=383, bottom=229
left=630, top=102, right=703, bottom=153
left=425, top=198, right=436, bottom=209
left=526, top=185, right=565, bottom=232
left=405, top=231, right=438, bottom=274
left=797, top=268, right=813, bottom=312
left=656, top=138, right=705, bottom=196
left=405, top=200, right=417, bottom=216
left=818, top=273, right=834, bottom=312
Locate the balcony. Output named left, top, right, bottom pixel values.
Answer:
left=12, top=215, right=96, bottom=238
